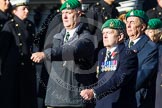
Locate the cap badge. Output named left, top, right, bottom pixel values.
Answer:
left=66, top=3, right=70, bottom=9
left=109, top=22, right=114, bottom=27
left=130, top=11, right=134, bottom=16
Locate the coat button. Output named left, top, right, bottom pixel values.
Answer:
left=16, top=24, right=19, bottom=27
left=19, top=43, right=23, bottom=46
left=21, top=62, right=24, bottom=66
left=96, top=2, right=99, bottom=5
left=32, top=63, right=34, bottom=66
left=28, top=24, right=32, bottom=26
left=20, top=52, right=23, bottom=56
left=18, top=33, right=21, bottom=36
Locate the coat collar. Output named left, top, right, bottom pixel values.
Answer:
left=126, top=35, right=149, bottom=52
left=13, top=15, right=28, bottom=30
left=56, top=23, right=85, bottom=40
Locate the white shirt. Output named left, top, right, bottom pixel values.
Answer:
left=64, top=25, right=80, bottom=42
left=130, top=37, right=141, bottom=45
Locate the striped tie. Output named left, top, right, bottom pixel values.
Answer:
left=65, top=32, right=70, bottom=42
left=129, top=41, right=134, bottom=48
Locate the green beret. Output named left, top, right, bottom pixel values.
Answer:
left=60, top=0, right=81, bottom=11
left=125, top=10, right=149, bottom=23
left=101, top=19, right=126, bottom=31
left=147, top=18, right=162, bottom=29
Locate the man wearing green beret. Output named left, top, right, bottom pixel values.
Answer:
left=31, top=0, right=97, bottom=108
left=80, top=19, right=138, bottom=108
left=125, top=9, right=158, bottom=108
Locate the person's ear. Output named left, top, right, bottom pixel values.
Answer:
left=141, top=23, right=147, bottom=31
left=118, top=33, right=124, bottom=42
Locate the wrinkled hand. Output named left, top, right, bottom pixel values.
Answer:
left=31, top=52, right=45, bottom=63
left=80, top=89, right=94, bottom=100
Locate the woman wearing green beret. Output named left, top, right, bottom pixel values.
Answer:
left=145, top=18, right=162, bottom=108
left=145, top=18, right=162, bottom=43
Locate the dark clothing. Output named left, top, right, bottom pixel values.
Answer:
left=36, top=11, right=63, bottom=99
left=146, top=5, right=162, bottom=20
left=125, top=35, right=158, bottom=108
left=93, top=43, right=138, bottom=108
left=155, top=42, right=162, bottom=108
left=86, top=0, right=120, bottom=36
left=0, top=10, right=11, bottom=31
left=44, top=23, right=97, bottom=107
left=44, top=13, right=63, bottom=50
left=0, top=10, right=12, bottom=76
left=0, top=16, right=37, bottom=108
left=85, top=0, right=120, bottom=63
left=38, top=13, right=63, bottom=99
left=142, top=0, right=157, bottom=12
left=37, top=10, right=61, bottom=51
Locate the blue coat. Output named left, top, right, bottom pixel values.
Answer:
left=125, top=35, right=158, bottom=108
left=155, top=42, right=162, bottom=108
left=93, top=43, right=138, bottom=108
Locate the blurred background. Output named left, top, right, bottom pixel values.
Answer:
left=28, top=0, right=157, bottom=32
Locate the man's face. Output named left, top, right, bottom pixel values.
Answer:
left=62, top=9, right=80, bottom=30
left=0, top=0, right=10, bottom=12
left=126, top=16, right=144, bottom=40
left=102, top=28, right=120, bottom=49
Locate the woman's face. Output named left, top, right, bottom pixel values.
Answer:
left=145, top=29, right=161, bottom=43
left=13, top=5, right=29, bottom=20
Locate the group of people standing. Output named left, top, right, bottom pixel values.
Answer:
left=0, top=0, right=162, bottom=108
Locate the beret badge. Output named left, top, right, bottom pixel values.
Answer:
left=130, top=11, right=134, bottom=16
left=109, top=22, right=114, bottom=28
left=66, top=3, right=70, bottom=9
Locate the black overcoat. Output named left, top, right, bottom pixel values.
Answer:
left=0, top=16, right=37, bottom=108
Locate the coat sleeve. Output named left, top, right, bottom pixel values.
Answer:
left=44, top=34, right=95, bottom=61
left=93, top=49, right=138, bottom=98
left=136, top=46, right=158, bottom=90
left=0, top=23, right=13, bottom=58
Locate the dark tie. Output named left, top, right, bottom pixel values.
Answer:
left=129, top=41, right=134, bottom=48
left=65, top=32, right=70, bottom=42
